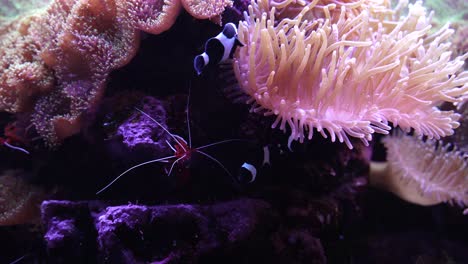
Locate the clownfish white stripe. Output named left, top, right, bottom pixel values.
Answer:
left=201, top=52, right=209, bottom=66
left=216, top=32, right=234, bottom=62
left=241, top=162, right=257, bottom=183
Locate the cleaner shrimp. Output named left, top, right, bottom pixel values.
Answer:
left=0, top=122, right=30, bottom=155
left=96, top=87, right=241, bottom=195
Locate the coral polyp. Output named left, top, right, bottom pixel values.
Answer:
left=233, top=0, right=468, bottom=148
left=379, top=132, right=467, bottom=213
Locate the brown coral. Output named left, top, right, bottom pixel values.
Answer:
left=0, top=0, right=173, bottom=146
left=0, top=12, right=55, bottom=113
left=29, top=0, right=141, bottom=144
left=0, top=170, right=44, bottom=225
left=0, top=0, right=232, bottom=147
left=122, top=0, right=182, bottom=34
left=182, top=0, right=233, bottom=20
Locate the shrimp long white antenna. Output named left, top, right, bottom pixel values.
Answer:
left=166, top=140, right=177, bottom=152
left=186, top=81, right=192, bottom=148
left=3, top=142, right=30, bottom=154
left=195, top=139, right=246, bottom=151
left=135, top=107, right=187, bottom=152
left=9, top=254, right=28, bottom=264
left=173, top=134, right=188, bottom=146
left=167, top=155, right=186, bottom=177
left=196, top=149, right=232, bottom=177
left=96, top=155, right=177, bottom=195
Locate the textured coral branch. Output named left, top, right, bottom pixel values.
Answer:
left=233, top=0, right=468, bottom=148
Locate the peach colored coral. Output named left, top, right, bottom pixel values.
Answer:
left=0, top=14, right=55, bottom=113
left=233, top=0, right=468, bottom=149
left=122, top=0, right=182, bottom=34
left=182, top=0, right=233, bottom=20
left=0, top=170, right=45, bottom=225
left=0, top=0, right=232, bottom=147
left=381, top=132, right=467, bottom=212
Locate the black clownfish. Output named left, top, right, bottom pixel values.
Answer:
left=236, top=145, right=272, bottom=184
left=194, top=22, right=244, bottom=75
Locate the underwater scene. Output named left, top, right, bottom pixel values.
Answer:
left=0, top=0, right=467, bottom=263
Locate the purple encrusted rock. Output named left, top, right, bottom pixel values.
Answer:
left=96, top=204, right=210, bottom=263
left=117, top=96, right=170, bottom=151
left=95, top=199, right=273, bottom=263
left=41, top=199, right=275, bottom=263
left=41, top=200, right=101, bottom=263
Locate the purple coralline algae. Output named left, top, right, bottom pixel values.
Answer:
left=42, top=200, right=99, bottom=262
left=42, top=199, right=283, bottom=263
left=116, top=96, right=170, bottom=151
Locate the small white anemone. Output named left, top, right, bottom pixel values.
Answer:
left=370, top=132, right=468, bottom=214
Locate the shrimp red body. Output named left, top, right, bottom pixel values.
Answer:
left=0, top=123, right=30, bottom=154
left=2, top=123, right=22, bottom=143
left=174, top=139, right=191, bottom=161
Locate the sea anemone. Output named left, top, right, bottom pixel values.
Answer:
left=233, top=0, right=468, bottom=148
left=370, top=132, right=467, bottom=213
